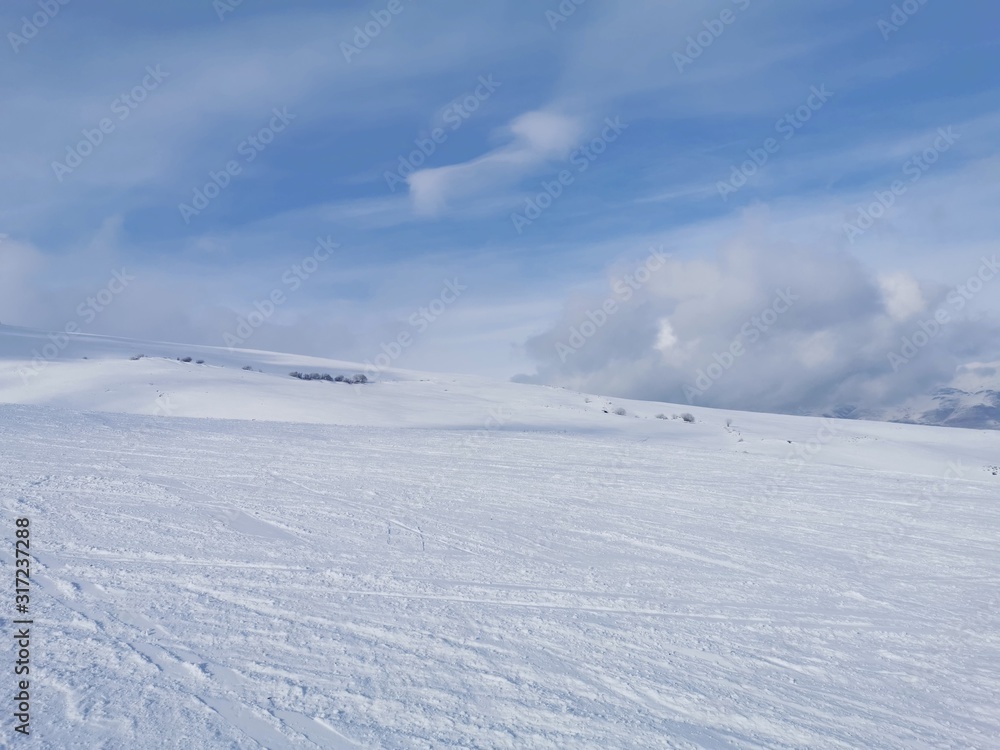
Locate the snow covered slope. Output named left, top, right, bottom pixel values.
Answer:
left=1, top=325, right=998, bottom=748
left=1, top=324, right=997, bottom=479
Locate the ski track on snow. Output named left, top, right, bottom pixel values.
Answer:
left=1, top=402, right=998, bottom=748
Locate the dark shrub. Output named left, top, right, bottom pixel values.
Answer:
left=290, top=370, right=366, bottom=383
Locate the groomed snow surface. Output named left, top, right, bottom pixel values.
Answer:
left=1, top=326, right=998, bottom=748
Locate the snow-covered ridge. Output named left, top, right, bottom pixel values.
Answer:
left=1, top=324, right=998, bottom=481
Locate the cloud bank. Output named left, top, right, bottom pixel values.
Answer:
left=516, top=221, right=1000, bottom=415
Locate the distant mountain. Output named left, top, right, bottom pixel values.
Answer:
left=878, top=387, right=1000, bottom=430
left=834, top=362, right=1000, bottom=430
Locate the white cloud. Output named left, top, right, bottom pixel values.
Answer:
left=408, top=110, right=584, bottom=215
left=654, top=319, right=678, bottom=353
left=0, top=239, right=49, bottom=324
left=516, top=215, right=1000, bottom=415
left=878, top=272, right=925, bottom=321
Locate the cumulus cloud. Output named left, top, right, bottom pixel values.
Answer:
left=408, top=110, right=584, bottom=215
left=515, top=225, right=1000, bottom=416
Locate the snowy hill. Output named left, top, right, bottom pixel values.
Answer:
left=2, top=324, right=998, bottom=477
left=1, top=325, right=998, bottom=748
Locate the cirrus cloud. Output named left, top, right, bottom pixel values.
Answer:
left=408, top=110, right=584, bottom=215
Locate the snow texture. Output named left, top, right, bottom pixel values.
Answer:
left=1, top=326, right=998, bottom=748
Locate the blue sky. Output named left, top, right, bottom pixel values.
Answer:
left=2, top=0, right=999, bottom=414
